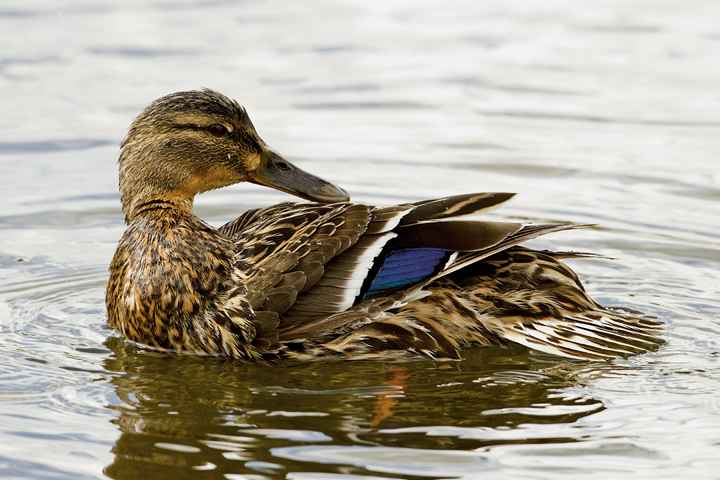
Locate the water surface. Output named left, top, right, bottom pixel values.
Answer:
left=2, top=1, right=720, bottom=479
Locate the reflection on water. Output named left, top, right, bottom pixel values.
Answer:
left=2, top=0, right=720, bottom=478
left=103, top=338, right=605, bottom=478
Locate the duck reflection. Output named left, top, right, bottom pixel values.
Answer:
left=370, top=367, right=412, bottom=427
left=102, top=337, right=605, bottom=479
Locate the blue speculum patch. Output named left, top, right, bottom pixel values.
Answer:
left=362, top=248, right=452, bottom=300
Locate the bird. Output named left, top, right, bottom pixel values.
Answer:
left=106, top=89, right=662, bottom=362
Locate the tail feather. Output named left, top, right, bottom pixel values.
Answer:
left=501, top=312, right=663, bottom=360
left=425, top=223, right=583, bottom=283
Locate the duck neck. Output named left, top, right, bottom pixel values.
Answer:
left=125, top=194, right=195, bottom=224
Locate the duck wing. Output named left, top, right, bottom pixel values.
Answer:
left=219, top=193, right=662, bottom=360
left=297, top=248, right=662, bottom=361
left=218, top=193, right=517, bottom=350
left=218, top=201, right=371, bottom=352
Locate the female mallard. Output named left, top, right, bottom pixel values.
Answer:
left=106, top=89, right=662, bottom=361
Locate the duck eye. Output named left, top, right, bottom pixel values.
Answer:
left=208, top=124, right=228, bottom=137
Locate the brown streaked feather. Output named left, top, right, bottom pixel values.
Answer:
left=109, top=195, right=662, bottom=362
left=279, top=209, right=410, bottom=322
left=106, top=208, right=263, bottom=359
left=428, top=223, right=586, bottom=281
left=215, top=200, right=662, bottom=361
left=365, top=206, right=414, bottom=234
left=107, top=89, right=662, bottom=363
left=231, top=203, right=373, bottom=322
left=281, top=248, right=662, bottom=361
left=401, top=192, right=516, bottom=224
left=277, top=290, right=421, bottom=343
left=219, top=202, right=299, bottom=237
left=396, top=221, right=522, bottom=251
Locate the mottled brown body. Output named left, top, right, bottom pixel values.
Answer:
left=107, top=203, right=258, bottom=358
left=289, top=248, right=661, bottom=361
left=106, top=89, right=663, bottom=362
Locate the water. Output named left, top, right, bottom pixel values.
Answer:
left=2, top=0, right=720, bottom=478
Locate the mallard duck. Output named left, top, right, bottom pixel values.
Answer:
left=106, top=89, right=662, bottom=361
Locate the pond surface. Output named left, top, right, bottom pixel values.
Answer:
left=2, top=1, right=720, bottom=479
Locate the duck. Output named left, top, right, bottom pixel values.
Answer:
left=106, top=89, right=662, bottom=361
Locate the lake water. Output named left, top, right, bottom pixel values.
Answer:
left=2, top=0, right=720, bottom=478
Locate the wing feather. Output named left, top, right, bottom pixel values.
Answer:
left=216, top=194, right=661, bottom=361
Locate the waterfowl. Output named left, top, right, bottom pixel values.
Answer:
left=106, top=89, right=662, bottom=361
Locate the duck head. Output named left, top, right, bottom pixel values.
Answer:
left=118, top=89, right=349, bottom=223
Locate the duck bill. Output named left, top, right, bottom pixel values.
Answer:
left=247, top=148, right=350, bottom=203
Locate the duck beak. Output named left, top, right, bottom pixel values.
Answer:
left=247, top=147, right=350, bottom=203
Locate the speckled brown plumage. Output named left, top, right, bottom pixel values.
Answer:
left=106, top=89, right=663, bottom=362
left=106, top=203, right=261, bottom=358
